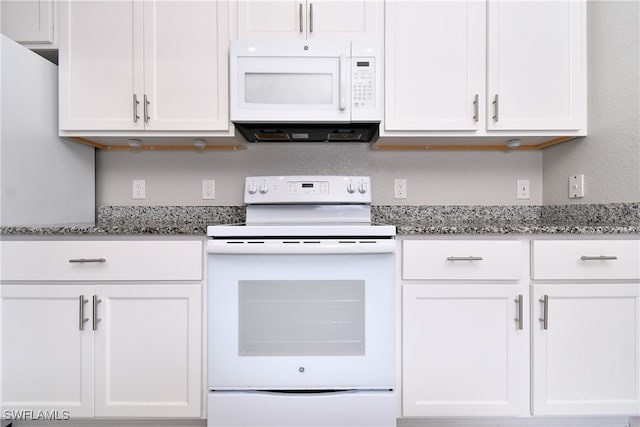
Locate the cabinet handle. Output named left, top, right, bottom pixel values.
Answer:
left=144, top=94, right=151, bottom=123
left=446, top=256, right=483, bottom=261
left=492, top=94, right=499, bottom=122
left=539, top=295, right=549, bottom=330
left=472, top=94, right=479, bottom=122
left=133, top=94, right=140, bottom=123
left=69, top=258, right=106, bottom=263
left=515, top=294, right=523, bottom=330
left=309, top=3, right=313, bottom=33
left=580, top=255, right=618, bottom=261
left=299, top=3, right=303, bottom=33
left=79, top=295, right=89, bottom=331
left=92, top=295, right=102, bottom=331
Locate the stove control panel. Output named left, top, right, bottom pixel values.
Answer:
left=244, top=176, right=372, bottom=204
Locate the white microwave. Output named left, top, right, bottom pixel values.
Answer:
left=229, top=40, right=383, bottom=142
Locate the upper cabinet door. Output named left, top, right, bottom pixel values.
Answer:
left=59, top=0, right=144, bottom=131
left=235, top=0, right=382, bottom=40
left=1, top=0, right=54, bottom=44
left=486, top=0, right=586, bottom=131
left=384, top=1, right=485, bottom=131
left=305, top=0, right=382, bottom=40
left=237, top=0, right=305, bottom=40
left=143, top=0, right=230, bottom=131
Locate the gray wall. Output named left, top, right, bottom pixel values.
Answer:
left=96, top=146, right=542, bottom=206
left=542, top=0, right=640, bottom=205
left=96, top=0, right=638, bottom=207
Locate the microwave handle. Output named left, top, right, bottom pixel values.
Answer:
left=339, top=54, right=347, bottom=111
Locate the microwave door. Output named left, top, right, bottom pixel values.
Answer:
left=232, top=55, right=351, bottom=122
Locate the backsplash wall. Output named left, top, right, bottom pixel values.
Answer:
left=96, top=145, right=543, bottom=206
left=542, top=0, right=640, bottom=205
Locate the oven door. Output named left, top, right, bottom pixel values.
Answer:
left=230, top=40, right=352, bottom=123
left=207, top=240, right=395, bottom=390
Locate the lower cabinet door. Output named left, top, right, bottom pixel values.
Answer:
left=402, top=284, right=527, bottom=416
left=1, top=284, right=94, bottom=418
left=93, top=284, right=202, bottom=417
left=532, top=284, right=640, bottom=415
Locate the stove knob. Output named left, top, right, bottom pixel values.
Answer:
left=358, top=183, right=367, bottom=194
left=247, top=183, right=257, bottom=194
left=259, top=183, right=269, bottom=194
left=347, top=183, right=356, bottom=194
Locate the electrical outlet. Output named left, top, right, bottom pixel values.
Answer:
left=569, top=174, right=585, bottom=198
left=394, top=179, right=407, bottom=199
left=202, top=179, right=215, bottom=200
left=132, top=179, right=145, bottom=199
left=516, top=179, right=530, bottom=200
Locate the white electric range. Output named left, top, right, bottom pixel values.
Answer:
left=206, top=176, right=396, bottom=427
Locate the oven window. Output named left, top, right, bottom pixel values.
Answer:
left=238, top=280, right=365, bottom=357
left=244, top=73, right=333, bottom=105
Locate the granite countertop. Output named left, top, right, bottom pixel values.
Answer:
left=1, top=204, right=639, bottom=236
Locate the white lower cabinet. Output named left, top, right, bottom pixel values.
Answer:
left=401, top=237, right=640, bottom=419
left=1, top=284, right=95, bottom=417
left=94, top=284, right=201, bottom=417
left=531, top=284, right=640, bottom=416
left=403, top=284, right=527, bottom=416
left=531, top=239, right=640, bottom=416
left=0, top=240, right=203, bottom=419
left=401, top=240, right=527, bottom=417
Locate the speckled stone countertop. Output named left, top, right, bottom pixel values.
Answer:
left=1, top=203, right=638, bottom=236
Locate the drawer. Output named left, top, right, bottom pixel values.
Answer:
left=532, top=240, right=640, bottom=280
left=1, top=240, right=203, bottom=281
left=402, top=240, right=522, bottom=280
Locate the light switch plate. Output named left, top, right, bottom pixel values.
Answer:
left=569, top=174, right=585, bottom=198
left=516, top=179, right=530, bottom=200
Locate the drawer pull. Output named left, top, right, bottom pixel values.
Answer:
left=69, top=258, right=106, bottom=263
left=446, top=256, right=483, bottom=261
left=92, top=295, right=102, bottom=331
left=515, top=294, right=524, bottom=330
left=539, top=295, right=549, bottom=330
left=79, top=295, right=89, bottom=331
left=580, top=255, right=618, bottom=261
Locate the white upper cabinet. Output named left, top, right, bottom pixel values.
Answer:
left=1, top=0, right=55, bottom=45
left=487, top=0, right=586, bottom=131
left=59, top=0, right=229, bottom=134
left=381, top=0, right=586, bottom=146
left=142, top=0, right=229, bottom=131
left=235, top=0, right=383, bottom=40
left=59, top=0, right=140, bottom=131
left=385, top=1, right=485, bottom=131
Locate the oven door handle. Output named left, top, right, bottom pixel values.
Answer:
left=207, top=239, right=396, bottom=255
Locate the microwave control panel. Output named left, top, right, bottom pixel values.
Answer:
left=351, top=58, right=375, bottom=110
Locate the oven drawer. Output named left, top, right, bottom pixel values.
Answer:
left=1, top=240, right=203, bottom=281
left=402, top=240, right=522, bottom=280
left=531, top=239, right=640, bottom=280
